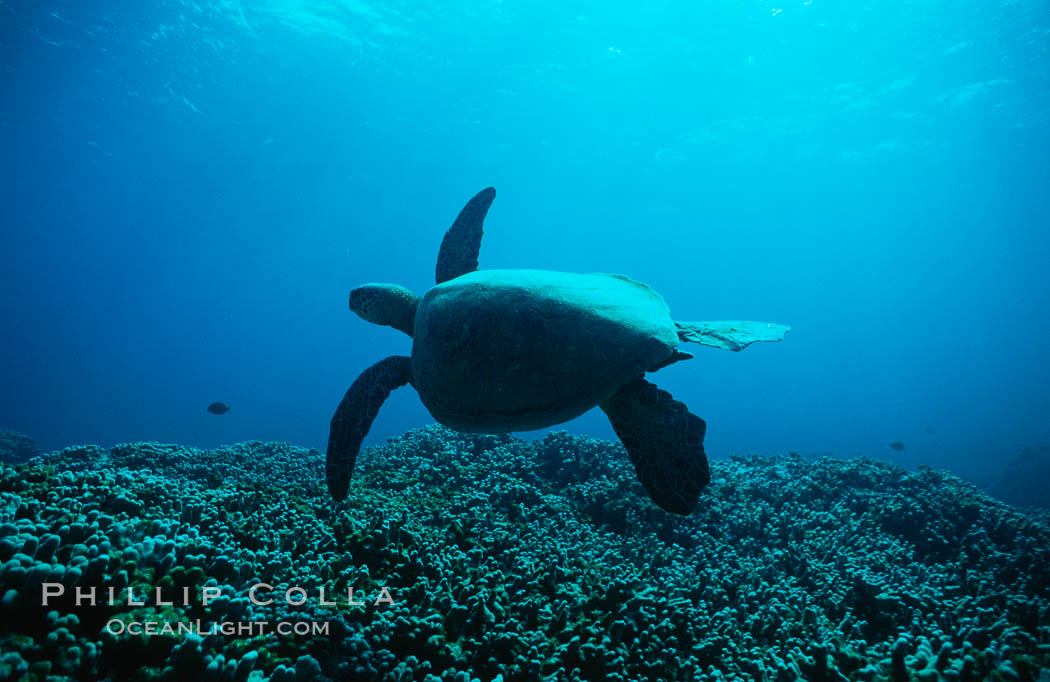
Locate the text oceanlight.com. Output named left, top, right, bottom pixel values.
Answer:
left=106, top=619, right=329, bottom=636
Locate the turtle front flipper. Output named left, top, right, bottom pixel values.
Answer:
left=676, top=320, right=791, bottom=352
left=435, top=187, right=496, bottom=284
left=600, top=377, right=710, bottom=515
left=327, top=355, right=414, bottom=502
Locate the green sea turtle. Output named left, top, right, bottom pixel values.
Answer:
left=328, top=187, right=790, bottom=514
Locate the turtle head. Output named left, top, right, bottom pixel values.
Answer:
left=349, top=283, right=419, bottom=338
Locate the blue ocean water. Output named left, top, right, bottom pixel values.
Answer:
left=1, top=0, right=1047, bottom=478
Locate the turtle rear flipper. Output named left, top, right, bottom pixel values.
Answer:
left=600, top=377, right=710, bottom=515
left=676, top=320, right=790, bottom=352
left=435, top=187, right=496, bottom=284
left=327, top=355, right=414, bottom=502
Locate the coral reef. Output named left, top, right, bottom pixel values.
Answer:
left=0, top=426, right=1047, bottom=681
left=977, top=446, right=1050, bottom=512
left=0, top=428, right=40, bottom=465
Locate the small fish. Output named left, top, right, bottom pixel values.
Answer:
left=887, top=441, right=905, bottom=451
left=207, top=402, right=231, bottom=415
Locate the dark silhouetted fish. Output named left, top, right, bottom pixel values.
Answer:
left=887, top=441, right=905, bottom=451
left=207, top=402, right=230, bottom=415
